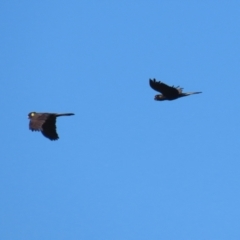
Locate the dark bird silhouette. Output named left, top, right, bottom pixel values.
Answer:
left=149, top=78, right=202, bottom=101
left=28, top=112, right=74, bottom=140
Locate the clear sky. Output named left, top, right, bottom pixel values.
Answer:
left=1, top=1, right=240, bottom=239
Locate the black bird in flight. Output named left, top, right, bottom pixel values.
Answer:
left=149, top=78, right=202, bottom=101
left=28, top=112, right=74, bottom=140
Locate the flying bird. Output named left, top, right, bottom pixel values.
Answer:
left=149, top=78, right=202, bottom=101
left=28, top=112, right=74, bottom=140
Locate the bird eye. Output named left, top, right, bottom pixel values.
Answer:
left=31, top=113, right=35, bottom=116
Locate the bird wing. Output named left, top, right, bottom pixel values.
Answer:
left=29, top=114, right=50, bottom=131
left=41, top=115, right=59, bottom=140
left=149, top=79, right=179, bottom=97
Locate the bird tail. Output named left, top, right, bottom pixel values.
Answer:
left=184, top=91, right=202, bottom=96
left=56, top=113, right=75, bottom=117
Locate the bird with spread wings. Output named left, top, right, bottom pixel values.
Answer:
left=28, top=112, right=74, bottom=140
left=149, top=78, right=202, bottom=101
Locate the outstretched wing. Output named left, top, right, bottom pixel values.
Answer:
left=29, top=114, right=50, bottom=131
left=149, top=79, right=179, bottom=98
left=41, top=115, right=59, bottom=140
left=41, top=113, right=74, bottom=140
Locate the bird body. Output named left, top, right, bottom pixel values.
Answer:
left=149, top=78, right=202, bottom=101
left=28, top=112, right=74, bottom=140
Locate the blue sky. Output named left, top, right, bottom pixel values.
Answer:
left=1, top=1, right=240, bottom=239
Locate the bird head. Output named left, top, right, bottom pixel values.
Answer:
left=154, top=94, right=166, bottom=101
left=28, top=112, right=36, bottom=119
